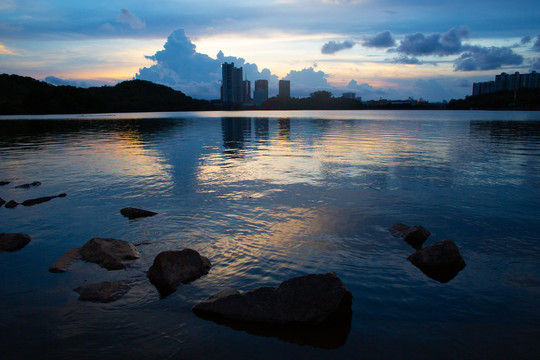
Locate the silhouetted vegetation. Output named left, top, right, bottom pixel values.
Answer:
left=259, top=91, right=365, bottom=110
left=0, top=74, right=214, bottom=115
left=447, top=88, right=540, bottom=110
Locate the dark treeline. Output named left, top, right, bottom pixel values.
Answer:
left=0, top=74, right=214, bottom=115
left=259, top=91, right=365, bottom=110
left=447, top=88, right=540, bottom=110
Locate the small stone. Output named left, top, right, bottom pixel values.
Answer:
left=15, top=181, right=41, bottom=188
left=79, top=237, right=140, bottom=270
left=74, top=280, right=130, bottom=303
left=120, top=207, right=158, bottom=219
left=389, top=223, right=431, bottom=249
left=49, top=248, right=81, bottom=273
left=0, top=233, right=32, bottom=253
left=5, top=200, right=19, bottom=208
left=22, top=193, right=67, bottom=206
left=408, top=239, right=466, bottom=283
left=0, top=181, right=10, bottom=186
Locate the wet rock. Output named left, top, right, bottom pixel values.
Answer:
left=120, top=207, right=158, bottom=220
left=5, top=200, right=19, bottom=208
left=74, top=280, right=130, bottom=303
left=15, top=181, right=41, bottom=188
left=49, top=248, right=81, bottom=273
left=407, top=239, right=466, bottom=283
left=22, top=193, right=67, bottom=206
left=0, top=198, right=5, bottom=207
left=79, top=237, right=140, bottom=270
left=148, top=249, right=212, bottom=297
left=193, top=272, right=353, bottom=325
left=0, top=233, right=32, bottom=253
left=389, top=223, right=431, bottom=249
left=0, top=181, right=9, bottom=186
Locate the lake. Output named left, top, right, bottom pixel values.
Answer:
left=1, top=110, right=539, bottom=359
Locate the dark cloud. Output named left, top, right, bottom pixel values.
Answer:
left=454, top=78, right=471, bottom=88
left=395, top=27, right=469, bottom=56
left=389, top=55, right=423, bottom=65
left=534, top=35, right=540, bottom=52
left=453, top=45, right=523, bottom=71
left=532, top=58, right=540, bottom=70
left=135, top=29, right=277, bottom=99
left=321, top=40, right=355, bottom=54
left=362, top=31, right=395, bottom=48
left=521, top=36, right=532, bottom=44
left=117, top=9, right=145, bottom=29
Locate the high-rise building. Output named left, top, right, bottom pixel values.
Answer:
left=222, top=62, right=243, bottom=105
left=278, top=80, right=290, bottom=98
left=472, top=71, right=539, bottom=96
left=254, top=79, right=269, bottom=106
left=242, top=80, right=251, bottom=104
left=342, top=92, right=356, bottom=99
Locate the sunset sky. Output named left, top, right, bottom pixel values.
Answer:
left=1, top=0, right=539, bottom=101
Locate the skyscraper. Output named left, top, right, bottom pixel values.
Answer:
left=221, top=62, right=243, bottom=105
left=254, top=79, right=269, bottom=106
left=242, top=80, right=251, bottom=104
left=278, top=80, right=290, bottom=98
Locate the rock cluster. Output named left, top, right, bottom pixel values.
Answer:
left=193, top=272, right=352, bottom=325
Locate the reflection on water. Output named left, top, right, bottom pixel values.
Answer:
left=1, top=111, right=540, bottom=359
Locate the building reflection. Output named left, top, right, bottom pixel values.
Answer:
left=254, top=118, right=269, bottom=142
left=222, top=118, right=252, bottom=157
left=278, top=118, right=290, bottom=142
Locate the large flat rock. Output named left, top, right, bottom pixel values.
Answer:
left=193, top=272, right=353, bottom=325
left=49, top=248, right=81, bottom=273
left=74, top=280, right=130, bottom=303
left=80, top=237, right=140, bottom=270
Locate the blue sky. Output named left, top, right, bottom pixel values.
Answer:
left=1, top=0, right=539, bottom=101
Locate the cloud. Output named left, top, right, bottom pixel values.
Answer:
left=44, top=76, right=113, bottom=88
left=532, top=58, right=540, bottom=70
left=534, top=35, right=540, bottom=52
left=521, top=36, right=532, bottom=44
left=454, top=78, right=471, bottom=88
left=395, top=27, right=469, bottom=56
left=0, top=43, right=17, bottom=55
left=362, top=31, right=395, bottom=48
left=117, top=9, right=145, bottom=29
left=453, top=45, right=523, bottom=71
left=283, top=67, right=333, bottom=96
left=389, top=55, right=423, bottom=65
left=321, top=40, right=355, bottom=54
left=135, top=29, right=278, bottom=99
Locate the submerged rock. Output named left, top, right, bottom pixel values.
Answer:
left=148, top=249, right=212, bottom=297
left=49, top=248, right=81, bottom=273
left=389, top=223, right=431, bottom=249
left=407, top=239, right=466, bottom=283
left=120, top=207, right=158, bottom=220
left=0, top=233, right=32, bottom=252
left=74, top=280, right=130, bottom=303
left=5, top=200, right=19, bottom=208
left=79, top=237, right=140, bottom=270
left=15, top=181, right=41, bottom=188
left=0, top=198, right=5, bottom=207
left=0, top=181, right=10, bottom=186
left=193, top=272, right=353, bottom=325
left=22, top=193, right=67, bottom=206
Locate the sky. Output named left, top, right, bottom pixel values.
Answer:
left=1, top=0, right=539, bottom=102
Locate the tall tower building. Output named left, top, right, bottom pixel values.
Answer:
left=278, top=80, right=290, bottom=98
left=222, top=63, right=243, bottom=105
left=242, top=80, right=251, bottom=104
left=254, top=79, right=269, bottom=106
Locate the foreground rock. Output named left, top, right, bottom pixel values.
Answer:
left=193, top=272, right=353, bottom=325
left=408, top=239, right=466, bottom=283
left=120, top=207, right=158, bottom=220
left=15, top=181, right=41, bottom=188
left=0, top=198, right=5, bottom=207
left=389, top=223, right=431, bottom=249
left=49, top=248, right=81, bottom=273
left=5, top=200, right=18, bottom=208
left=74, top=280, right=130, bottom=303
left=148, top=249, right=212, bottom=297
left=0, top=233, right=32, bottom=252
left=22, top=193, right=67, bottom=206
left=79, top=237, right=140, bottom=270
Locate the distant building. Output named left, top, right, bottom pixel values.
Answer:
left=242, top=80, right=251, bottom=105
left=472, top=71, right=540, bottom=96
left=278, top=80, right=290, bottom=98
left=221, top=62, right=243, bottom=105
left=254, top=79, right=269, bottom=105
left=342, top=92, right=356, bottom=99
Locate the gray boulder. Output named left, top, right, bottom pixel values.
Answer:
left=49, top=248, right=81, bottom=273
left=79, top=237, right=140, bottom=270
left=148, top=249, right=212, bottom=297
left=389, top=223, right=431, bottom=249
left=192, top=272, right=353, bottom=325
left=0, top=233, right=32, bottom=252
left=120, top=207, right=158, bottom=220
left=74, top=280, right=130, bottom=303
left=408, top=239, right=466, bottom=283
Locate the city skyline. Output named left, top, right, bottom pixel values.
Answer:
left=1, top=1, right=539, bottom=101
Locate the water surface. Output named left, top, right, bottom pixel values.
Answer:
left=1, top=110, right=539, bottom=359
